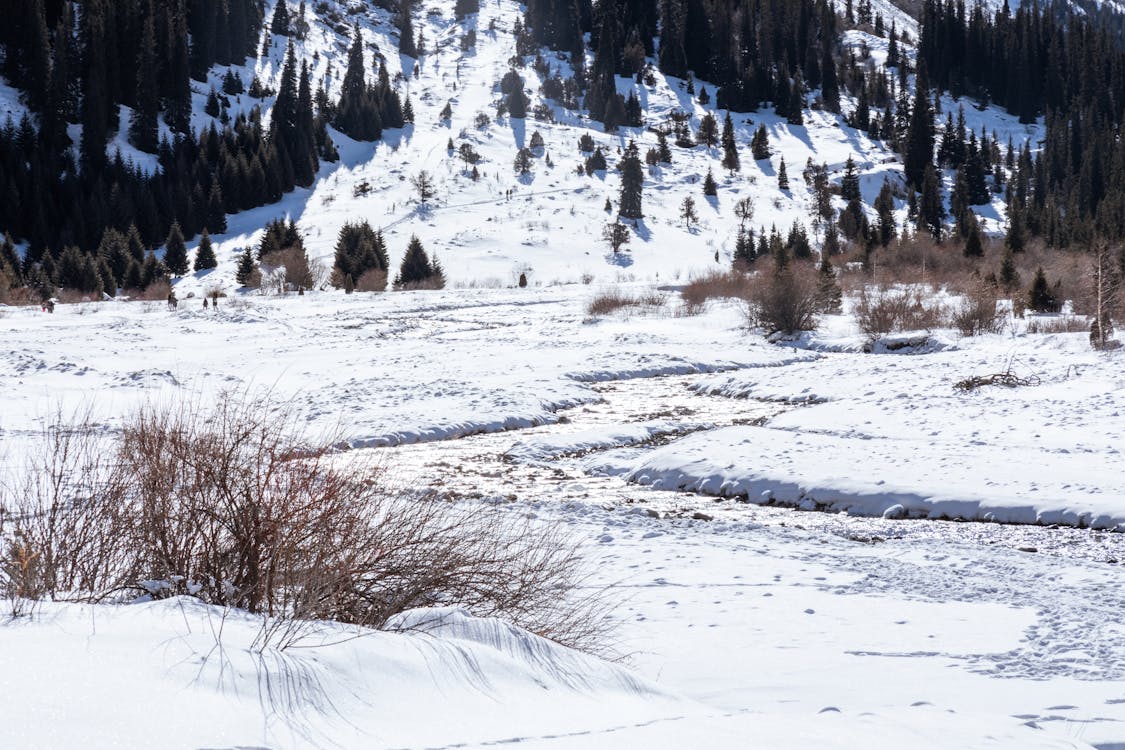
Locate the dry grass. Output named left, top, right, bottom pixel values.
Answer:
left=586, top=288, right=666, bottom=316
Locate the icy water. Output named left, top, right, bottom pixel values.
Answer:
left=379, top=373, right=1125, bottom=566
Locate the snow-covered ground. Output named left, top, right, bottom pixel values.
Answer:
left=2, top=283, right=1124, bottom=748
left=2, top=1, right=1123, bottom=747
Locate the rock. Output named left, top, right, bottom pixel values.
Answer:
left=692, top=511, right=714, bottom=522
left=1018, top=546, right=1038, bottom=553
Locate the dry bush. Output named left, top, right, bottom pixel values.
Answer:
left=853, top=285, right=949, bottom=338
left=128, top=280, right=173, bottom=302
left=1025, top=315, right=1088, bottom=334
left=262, top=247, right=314, bottom=290
left=952, top=284, right=1005, bottom=336
left=679, top=271, right=749, bottom=314
left=0, top=414, right=130, bottom=608
left=743, top=266, right=820, bottom=335
left=395, top=276, right=447, bottom=291
left=586, top=288, right=666, bottom=316
left=1, top=396, right=613, bottom=654
left=355, top=268, right=389, bottom=292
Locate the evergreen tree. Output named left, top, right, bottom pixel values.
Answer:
left=963, top=214, right=983, bottom=257
left=698, top=113, right=719, bottom=147
left=903, top=70, right=935, bottom=188
left=271, top=0, right=291, bottom=36
left=874, top=179, right=896, bottom=246
left=395, top=235, right=443, bottom=288
left=399, top=3, right=418, bottom=57
left=618, top=140, right=644, bottom=218
left=720, top=112, right=740, bottom=173
left=163, top=221, right=189, bottom=276
left=777, top=157, right=789, bottom=190
left=194, top=230, right=217, bottom=271
left=751, top=125, right=770, bottom=160
left=703, top=167, right=717, bottom=196
left=236, top=246, right=257, bottom=286
left=1028, top=267, right=1059, bottom=313
left=816, top=255, right=843, bottom=313
left=128, top=5, right=159, bottom=153
left=918, top=164, right=945, bottom=240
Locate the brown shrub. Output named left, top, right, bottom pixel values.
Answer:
left=586, top=288, right=666, bottom=316
left=743, top=265, right=820, bottom=335
left=952, top=284, right=1005, bottom=336
left=853, top=285, right=950, bottom=338
left=354, top=268, right=388, bottom=292
left=679, top=271, right=749, bottom=314
left=1, top=396, right=614, bottom=654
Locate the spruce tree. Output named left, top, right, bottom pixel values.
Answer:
left=721, top=112, right=740, bottom=173
left=874, top=180, right=896, bottom=246
left=777, top=157, right=789, bottom=190
left=128, top=7, right=160, bottom=153
left=751, top=125, right=770, bottom=160
left=816, top=255, right=843, bottom=314
left=618, top=140, right=644, bottom=218
left=395, top=235, right=442, bottom=288
left=399, top=3, right=418, bottom=57
left=163, top=221, right=189, bottom=276
left=903, top=71, right=935, bottom=188
left=270, top=0, right=291, bottom=35
left=236, top=246, right=257, bottom=286
left=962, top=214, right=983, bottom=257
left=703, top=167, right=717, bottom=196
left=194, top=230, right=218, bottom=271
left=918, top=164, right=944, bottom=240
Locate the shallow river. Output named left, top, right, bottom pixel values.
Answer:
left=376, top=373, right=1125, bottom=566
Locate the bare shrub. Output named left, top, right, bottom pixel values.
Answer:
left=586, top=288, right=666, bottom=316
left=853, top=285, right=949, bottom=338
left=952, top=285, right=1005, bottom=336
left=262, top=247, right=314, bottom=291
left=1025, top=315, right=1088, bottom=334
left=743, top=266, right=820, bottom=335
left=355, top=268, right=389, bottom=292
left=0, top=414, right=130, bottom=608
left=129, top=280, right=173, bottom=302
left=680, top=271, right=748, bottom=314
left=1, top=397, right=613, bottom=653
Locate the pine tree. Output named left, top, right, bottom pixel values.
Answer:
left=816, top=255, right=843, bottom=313
left=698, top=113, right=719, bottom=147
left=751, top=125, right=770, bottom=160
left=874, top=180, right=896, bottom=246
left=271, top=0, right=291, bottom=36
left=720, top=112, right=740, bottom=173
left=998, top=248, right=1020, bottom=291
left=395, top=234, right=442, bottom=288
left=79, top=0, right=110, bottom=174
left=680, top=196, right=698, bottom=227
left=903, top=70, right=935, bottom=188
left=163, top=221, right=189, bottom=276
left=194, top=230, right=217, bottom=271
left=1028, top=267, right=1058, bottom=313
left=236, top=246, right=257, bottom=286
left=703, top=167, right=717, bottom=196
left=918, top=164, right=945, bottom=240
left=618, top=140, right=644, bottom=218
left=777, top=157, right=789, bottom=190
left=399, top=3, right=418, bottom=57
left=962, top=214, right=983, bottom=257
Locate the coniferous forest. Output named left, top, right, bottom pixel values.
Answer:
left=1, top=0, right=1125, bottom=300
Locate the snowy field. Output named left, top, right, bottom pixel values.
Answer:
left=2, top=285, right=1124, bottom=749
left=1, top=0, right=1122, bottom=747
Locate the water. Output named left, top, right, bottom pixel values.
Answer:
left=375, top=373, right=1125, bottom=566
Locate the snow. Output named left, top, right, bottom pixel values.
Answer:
left=2, top=1, right=1124, bottom=748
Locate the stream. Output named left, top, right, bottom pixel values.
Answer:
left=377, top=373, right=1125, bottom=566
